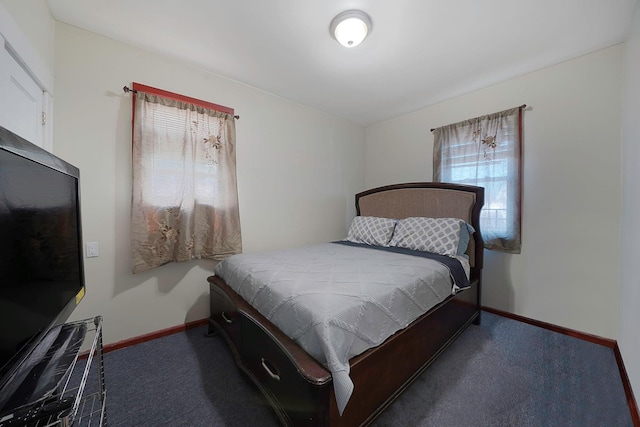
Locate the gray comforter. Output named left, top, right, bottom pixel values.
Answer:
left=213, top=242, right=469, bottom=414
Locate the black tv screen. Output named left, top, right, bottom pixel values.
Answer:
left=0, top=126, right=85, bottom=390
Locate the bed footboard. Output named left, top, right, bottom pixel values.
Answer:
left=209, top=276, right=480, bottom=427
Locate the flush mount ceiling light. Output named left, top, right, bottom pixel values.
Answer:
left=330, top=10, right=372, bottom=48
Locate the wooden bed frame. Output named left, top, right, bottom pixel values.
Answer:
left=207, top=182, right=484, bottom=426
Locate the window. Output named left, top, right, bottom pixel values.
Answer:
left=433, top=106, right=523, bottom=253
left=130, top=83, right=242, bottom=273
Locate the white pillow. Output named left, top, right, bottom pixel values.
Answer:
left=346, top=216, right=397, bottom=246
left=389, top=217, right=471, bottom=256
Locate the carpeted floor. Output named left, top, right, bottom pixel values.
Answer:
left=93, top=311, right=633, bottom=426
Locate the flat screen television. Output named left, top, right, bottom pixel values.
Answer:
left=0, top=126, right=85, bottom=409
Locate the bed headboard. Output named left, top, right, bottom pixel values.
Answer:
left=355, top=182, right=484, bottom=272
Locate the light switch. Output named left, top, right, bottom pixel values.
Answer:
left=86, top=242, right=99, bottom=258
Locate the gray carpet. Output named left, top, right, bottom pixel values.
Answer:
left=94, top=312, right=633, bottom=426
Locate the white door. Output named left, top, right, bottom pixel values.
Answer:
left=0, top=38, right=44, bottom=147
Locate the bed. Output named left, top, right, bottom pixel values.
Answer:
left=207, top=182, right=484, bottom=426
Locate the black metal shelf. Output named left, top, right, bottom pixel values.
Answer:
left=1, top=317, right=106, bottom=427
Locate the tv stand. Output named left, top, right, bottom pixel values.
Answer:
left=0, top=317, right=106, bottom=427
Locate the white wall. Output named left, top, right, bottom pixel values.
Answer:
left=52, top=23, right=365, bottom=345
left=365, top=46, right=623, bottom=339
left=620, top=1, right=640, bottom=405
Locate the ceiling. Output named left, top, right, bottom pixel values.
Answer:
left=46, top=0, right=637, bottom=126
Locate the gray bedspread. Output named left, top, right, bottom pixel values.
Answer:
left=213, top=242, right=469, bottom=414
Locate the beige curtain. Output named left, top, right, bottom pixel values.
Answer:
left=433, top=106, right=523, bottom=253
left=131, top=92, right=242, bottom=273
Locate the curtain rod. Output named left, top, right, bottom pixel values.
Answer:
left=123, top=85, right=240, bottom=120
left=430, top=104, right=527, bottom=132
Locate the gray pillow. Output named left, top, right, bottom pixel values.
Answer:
left=389, top=217, right=472, bottom=256
left=457, top=222, right=476, bottom=256
left=346, top=216, right=397, bottom=246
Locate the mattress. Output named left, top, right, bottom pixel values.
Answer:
left=213, top=241, right=469, bottom=414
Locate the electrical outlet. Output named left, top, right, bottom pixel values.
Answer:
left=86, top=242, right=99, bottom=258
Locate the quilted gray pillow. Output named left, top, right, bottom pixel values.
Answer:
left=346, top=216, right=397, bottom=246
left=389, top=217, right=470, bottom=256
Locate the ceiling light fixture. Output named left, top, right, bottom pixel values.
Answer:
left=330, top=10, right=372, bottom=48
